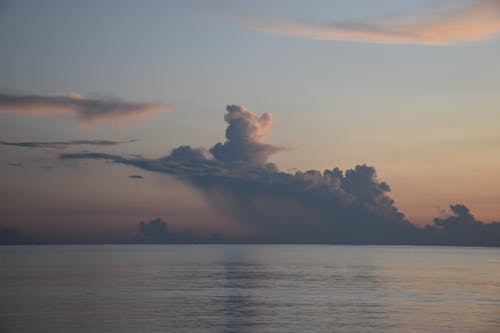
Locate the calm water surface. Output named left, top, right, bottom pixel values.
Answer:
left=1, top=245, right=499, bottom=332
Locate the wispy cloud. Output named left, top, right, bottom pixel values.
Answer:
left=0, top=93, right=171, bottom=125
left=231, top=0, right=500, bottom=45
left=7, top=162, right=23, bottom=168
left=138, top=218, right=194, bottom=243
left=1, top=139, right=136, bottom=150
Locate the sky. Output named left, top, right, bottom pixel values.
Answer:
left=0, top=0, right=499, bottom=243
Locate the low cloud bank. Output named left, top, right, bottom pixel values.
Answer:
left=210, top=105, right=282, bottom=163
left=60, top=105, right=500, bottom=245
left=422, top=204, right=500, bottom=246
left=138, top=218, right=194, bottom=243
left=0, top=227, right=33, bottom=245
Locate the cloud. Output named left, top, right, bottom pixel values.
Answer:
left=61, top=104, right=418, bottom=244
left=1, top=139, right=136, bottom=150
left=7, top=162, right=23, bottom=168
left=210, top=105, right=283, bottom=164
left=424, top=204, right=500, bottom=246
left=138, top=218, right=194, bottom=243
left=0, top=93, right=171, bottom=125
left=128, top=174, right=144, bottom=179
left=0, top=227, right=33, bottom=245
left=60, top=104, right=500, bottom=245
left=231, top=0, right=500, bottom=45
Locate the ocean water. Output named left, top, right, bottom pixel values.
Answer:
left=1, top=245, right=499, bottom=333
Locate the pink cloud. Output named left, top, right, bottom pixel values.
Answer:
left=233, top=0, right=500, bottom=45
left=0, top=92, right=171, bottom=126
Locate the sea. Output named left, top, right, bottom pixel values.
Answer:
left=1, top=245, right=499, bottom=333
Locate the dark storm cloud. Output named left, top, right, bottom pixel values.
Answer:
left=231, top=0, right=500, bottom=45
left=0, top=93, right=171, bottom=125
left=423, top=204, right=500, bottom=246
left=138, top=218, right=194, bottom=243
left=1, top=139, right=136, bottom=150
left=60, top=104, right=500, bottom=245
left=61, top=104, right=419, bottom=244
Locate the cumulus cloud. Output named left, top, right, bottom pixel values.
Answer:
left=0, top=93, right=171, bottom=125
left=231, top=0, right=500, bottom=45
left=60, top=104, right=500, bottom=245
left=210, top=105, right=283, bottom=164
left=138, top=218, right=194, bottom=243
left=61, top=104, right=417, bottom=244
left=1, top=139, right=136, bottom=150
left=424, top=204, right=500, bottom=246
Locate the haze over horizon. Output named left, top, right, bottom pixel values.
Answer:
left=1, top=0, right=500, bottom=244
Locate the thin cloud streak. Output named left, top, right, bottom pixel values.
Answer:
left=232, top=0, right=500, bottom=45
left=0, top=93, right=171, bottom=125
left=1, top=139, right=136, bottom=150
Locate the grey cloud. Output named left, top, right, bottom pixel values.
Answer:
left=61, top=148, right=227, bottom=179
left=61, top=104, right=418, bottom=244
left=138, top=218, right=194, bottom=243
left=0, top=93, right=171, bottom=125
left=424, top=204, right=500, bottom=246
left=1, top=139, right=136, bottom=150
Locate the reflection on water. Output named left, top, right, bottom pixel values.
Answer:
left=1, top=245, right=499, bottom=332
